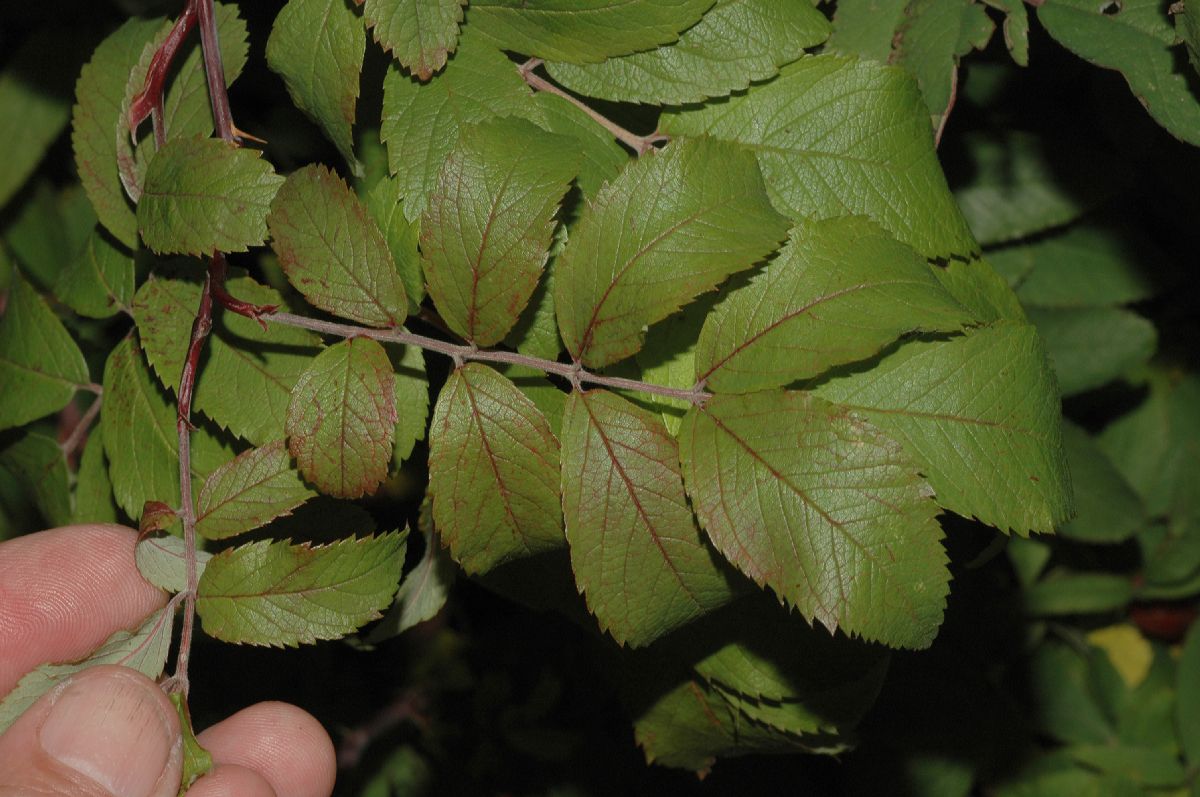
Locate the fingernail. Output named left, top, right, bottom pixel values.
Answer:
left=39, top=670, right=177, bottom=797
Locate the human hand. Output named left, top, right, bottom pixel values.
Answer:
left=0, top=524, right=337, bottom=796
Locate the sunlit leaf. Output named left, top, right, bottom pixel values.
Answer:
left=196, top=533, right=406, bottom=646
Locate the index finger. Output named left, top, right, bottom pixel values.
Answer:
left=0, top=524, right=167, bottom=697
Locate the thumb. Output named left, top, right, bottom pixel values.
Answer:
left=0, top=666, right=182, bottom=797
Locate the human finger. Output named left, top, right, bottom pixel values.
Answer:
left=0, top=525, right=166, bottom=697
left=196, top=701, right=336, bottom=797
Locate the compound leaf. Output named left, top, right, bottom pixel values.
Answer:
left=101, top=337, right=233, bottom=518
left=561, top=389, right=738, bottom=647
left=429, top=363, right=563, bottom=574
left=196, top=533, right=406, bottom=646
left=545, top=0, right=830, bottom=105
left=268, top=164, right=407, bottom=327
left=0, top=273, right=89, bottom=431
left=286, top=338, right=397, bottom=499
left=680, top=391, right=949, bottom=649
left=196, top=441, right=317, bottom=540
left=364, top=0, right=465, bottom=80
left=422, top=117, right=577, bottom=345
left=813, top=323, right=1073, bottom=534
left=660, top=55, right=979, bottom=261
left=266, top=0, right=364, bottom=169
left=138, top=136, right=283, bottom=255
left=381, top=28, right=539, bottom=219
left=469, top=0, right=714, bottom=64
left=132, top=275, right=325, bottom=444
left=72, top=17, right=165, bottom=248
left=695, top=217, right=974, bottom=394
left=1038, top=0, right=1200, bottom=146
left=555, top=137, right=788, bottom=369
left=0, top=607, right=174, bottom=735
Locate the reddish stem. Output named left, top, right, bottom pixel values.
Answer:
left=128, top=4, right=197, bottom=136
left=170, top=258, right=216, bottom=696
left=195, top=0, right=234, bottom=142
left=209, top=252, right=277, bottom=326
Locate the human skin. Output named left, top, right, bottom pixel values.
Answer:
left=0, top=524, right=337, bottom=797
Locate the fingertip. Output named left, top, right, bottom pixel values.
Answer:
left=197, top=702, right=336, bottom=797
left=186, top=764, right=277, bottom=797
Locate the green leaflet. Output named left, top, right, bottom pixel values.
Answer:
left=364, top=0, right=465, bottom=80
left=380, top=28, right=540, bottom=220
left=0, top=273, right=90, bottom=431
left=1181, top=4, right=1200, bottom=76
left=366, top=525, right=455, bottom=641
left=53, top=228, right=135, bottom=319
left=391, top=343, right=429, bottom=468
left=635, top=298, right=712, bottom=436
left=1024, top=573, right=1134, bottom=616
left=196, top=532, right=406, bottom=646
left=561, top=390, right=738, bottom=647
left=101, top=337, right=233, bottom=518
left=132, top=275, right=324, bottom=445
left=4, top=183, right=96, bottom=293
left=195, top=441, right=317, bottom=540
left=137, top=136, right=283, bottom=256
left=661, top=55, right=979, bottom=262
left=692, top=602, right=890, bottom=736
left=365, top=174, right=425, bottom=313
left=981, top=0, right=1030, bottom=65
left=890, top=0, right=995, bottom=135
left=469, top=0, right=714, bottom=64
left=826, top=0, right=909, bottom=61
left=1179, top=624, right=1200, bottom=765
left=266, top=0, right=364, bottom=170
left=1038, top=0, right=1200, bottom=146
left=172, top=693, right=214, bottom=793
left=545, top=0, right=830, bottom=105
left=930, top=256, right=1027, bottom=323
left=952, top=132, right=1118, bottom=246
left=0, top=431, right=72, bottom=528
left=0, top=32, right=74, bottom=211
left=694, top=217, right=974, bottom=393
left=422, top=118, right=577, bottom=345
left=429, top=364, right=563, bottom=574
left=813, top=323, right=1073, bottom=534
left=268, top=164, right=407, bottom=327
left=286, top=338, right=397, bottom=499
left=627, top=674, right=815, bottom=774
left=1098, top=371, right=1200, bottom=517
left=1057, top=422, right=1143, bottom=545
left=529, top=93, right=627, bottom=197
left=72, top=434, right=119, bottom=525
left=554, top=137, right=787, bottom=369
left=0, top=606, right=174, bottom=735
left=135, top=534, right=214, bottom=593
left=994, top=223, right=1157, bottom=308
left=503, top=249, right=563, bottom=361
left=118, top=4, right=248, bottom=202
left=1026, top=306, right=1157, bottom=396
left=680, top=391, right=949, bottom=649
left=72, top=17, right=165, bottom=248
